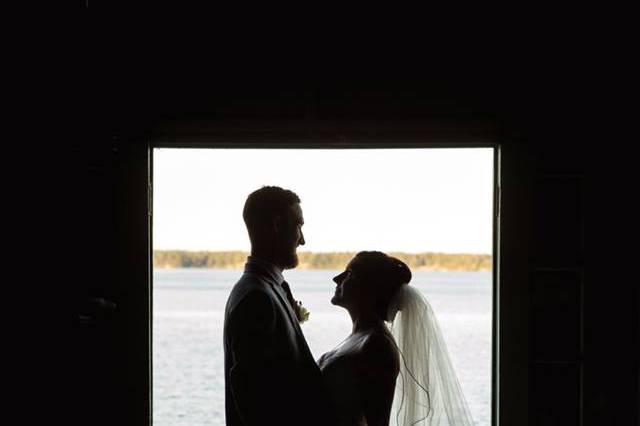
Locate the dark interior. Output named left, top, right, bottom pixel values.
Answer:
left=69, top=25, right=637, bottom=426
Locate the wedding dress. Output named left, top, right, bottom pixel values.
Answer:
left=318, top=334, right=369, bottom=426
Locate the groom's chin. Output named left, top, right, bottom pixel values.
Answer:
left=287, top=254, right=299, bottom=269
left=281, top=253, right=299, bottom=270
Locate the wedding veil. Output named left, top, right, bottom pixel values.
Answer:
left=387, top=285, right=475, bottom=426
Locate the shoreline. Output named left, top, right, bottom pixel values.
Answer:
left=153, top=250, right=492, bottom=272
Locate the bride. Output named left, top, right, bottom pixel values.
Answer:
left=317, top=251, right=474, bottom=426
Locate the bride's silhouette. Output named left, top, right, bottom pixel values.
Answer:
left=319, top=251, right=474, bottom=426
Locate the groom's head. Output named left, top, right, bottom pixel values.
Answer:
left=243, top=186, right=305, bottom=270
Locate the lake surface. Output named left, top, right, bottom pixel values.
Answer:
left=153, top=269, right=492, bottom=425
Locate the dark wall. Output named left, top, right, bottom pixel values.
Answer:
left=69, top=31, right=637, bottom=426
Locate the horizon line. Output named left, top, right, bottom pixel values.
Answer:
left=153, top=249, right=493, bottom=256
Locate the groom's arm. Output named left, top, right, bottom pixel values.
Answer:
left=227, top=290, right=294, bottom=426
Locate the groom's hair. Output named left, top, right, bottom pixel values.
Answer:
left=243, top=186, right=300, bottom=243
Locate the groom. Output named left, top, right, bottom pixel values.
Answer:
left=223, top=186, right=333, bottom=426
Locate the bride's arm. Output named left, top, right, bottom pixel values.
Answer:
left=359, top=334, right=400, bottom=426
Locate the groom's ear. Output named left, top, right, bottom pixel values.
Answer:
left=272, top=215, right=282, bottom=235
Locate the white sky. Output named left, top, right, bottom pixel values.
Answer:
left=153, top=148, right=494, bottom=254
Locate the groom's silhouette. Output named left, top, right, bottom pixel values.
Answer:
left=223, top=186, right=333, bottom=426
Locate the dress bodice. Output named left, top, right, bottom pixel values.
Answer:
left=318, top=333, right=372, bottom=426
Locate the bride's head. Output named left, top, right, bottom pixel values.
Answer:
left=331, top=251, right=412, bottom=321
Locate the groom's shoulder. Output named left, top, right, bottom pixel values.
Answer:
left=226, top=272, right=274, bottom=310
left=233, top=271, right=271, bottom=293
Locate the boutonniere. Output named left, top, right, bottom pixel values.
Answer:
left=282, top=280, right=310, bottom=324
left=295, top=301, right=310, bottom=324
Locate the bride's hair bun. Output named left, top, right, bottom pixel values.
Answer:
left=354, top=251, right=412, bottom=287
left=392, top=258, right=412, bottom=286
left=354, top=251, right=413, bottom=321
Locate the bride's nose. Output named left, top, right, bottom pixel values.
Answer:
left=333, top=272, right=344, bottom=284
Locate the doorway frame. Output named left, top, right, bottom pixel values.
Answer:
left=134, top=118, right=527, bottom=426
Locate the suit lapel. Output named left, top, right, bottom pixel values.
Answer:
left=268, top=281, right=301, bottom=332
left=268, top=282, right=319, bottom=369
left=244, top=262, right=314, bottom=360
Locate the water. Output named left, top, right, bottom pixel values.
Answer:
left=153, top=269, right=492, bottom=425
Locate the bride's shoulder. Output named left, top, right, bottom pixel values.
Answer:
left=360, top=329, right=400, bottom=370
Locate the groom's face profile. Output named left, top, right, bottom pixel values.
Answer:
left=274, top=202, right=305, bottom=270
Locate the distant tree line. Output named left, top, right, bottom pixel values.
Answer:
left=153, top=250, right=492, bottom=271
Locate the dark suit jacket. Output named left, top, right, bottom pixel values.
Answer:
left=223, top=259, right=334, bottom=426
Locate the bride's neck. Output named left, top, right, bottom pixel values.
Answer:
left=349, top=309, right=384, bottom=333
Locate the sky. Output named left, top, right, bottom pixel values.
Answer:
left=153, top=148, right=494, bottom=254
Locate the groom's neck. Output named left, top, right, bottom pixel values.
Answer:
left=250, top=249, right=284, bottom=272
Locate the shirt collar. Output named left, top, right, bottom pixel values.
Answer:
left=245, top=255, right=285, bottom=286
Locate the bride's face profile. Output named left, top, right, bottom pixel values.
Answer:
left=331, top=252, right=411, bottom=322
left=331, top=259, right=359, bottom=307
left=331, top=257, right=378, bottom=314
